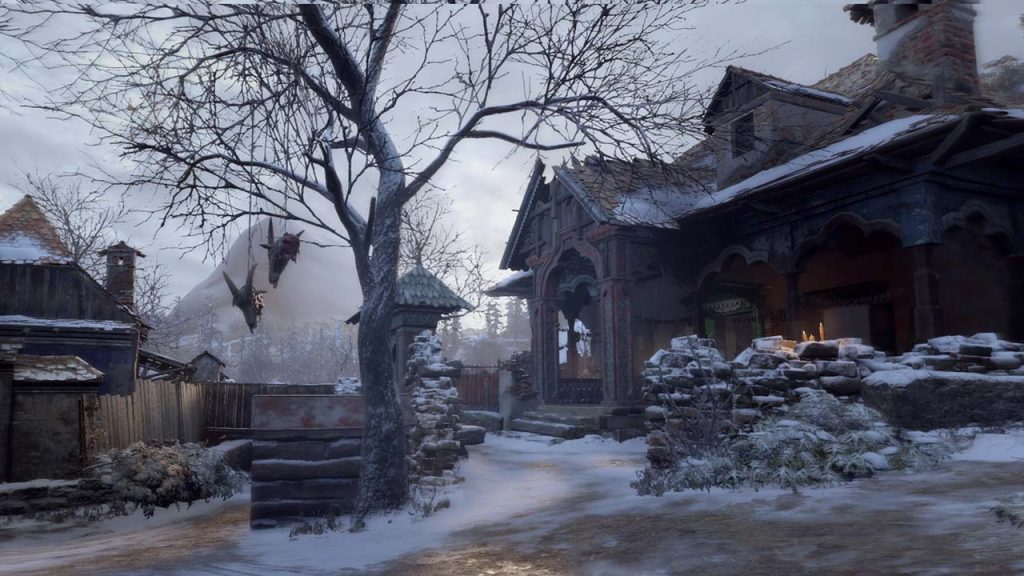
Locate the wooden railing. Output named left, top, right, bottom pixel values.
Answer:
left=551, top=378, right=603, bottom=404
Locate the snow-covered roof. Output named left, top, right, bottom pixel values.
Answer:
left=491, top=269, right=533, bottom=290
left=762, top=80, right=852, bottom=106
left=683, top=114, right=961, bottom=217
left=14, top=355, right=104, bottom=383
left=486, top=269, right=534, bottom=297
left=0, top=315, right=137, bottom=332
left=556, top=152, right=715, bottom=230
left=0, top=195, right=72, bottom=264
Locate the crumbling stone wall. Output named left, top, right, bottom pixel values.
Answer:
left=406, top=331, right=464, bottom=487
left=643, top=332, right=1024, bottom=468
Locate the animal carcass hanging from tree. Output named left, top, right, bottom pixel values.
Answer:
left=2, top=2, right=736, bottom=521
left=223, top=264, right=265, bottom=333
left=260, top=220, right=303, bottom=288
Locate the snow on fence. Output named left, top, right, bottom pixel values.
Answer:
left=95, top=381, right=337, bottom=451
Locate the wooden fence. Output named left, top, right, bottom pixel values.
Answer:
left=456, top=365, right=500, bottom=411
left=95, top=380, right=336, bottom=451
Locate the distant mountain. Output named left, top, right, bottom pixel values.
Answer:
left=172, top=217, right=362, bottom=342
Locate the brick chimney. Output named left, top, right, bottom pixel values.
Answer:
left=848, top=0, right=980, bottom=101
left=98, top=241, right=145, bottom=309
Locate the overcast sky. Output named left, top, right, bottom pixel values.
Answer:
left=1, top=1, right=1021, bottom=302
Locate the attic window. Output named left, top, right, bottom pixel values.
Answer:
left=732, top=112, right=755, bottom=157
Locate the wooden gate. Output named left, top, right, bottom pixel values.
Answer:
left=456, top=365, right=500, bottom=411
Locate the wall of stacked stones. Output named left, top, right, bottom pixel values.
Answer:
left=406, top=330, right=467, bottom=488
left=642, top=332, right=1024, bottom=468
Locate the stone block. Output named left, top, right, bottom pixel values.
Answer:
left=796, top=341, right=838, bottom=359
left=819, top=376, right=862, bottom=396
left=251, top=457, right=361, bottom=482
left=510, top=418, right=584, bottom=439
left=959, top=343, right=993, bottom=357
left=252, top=478, right=358, bottom=502
left=456, top=425, right=486, bottom=446
left=461, top=410, right=502, bottom=432
left=863, top=371, right=1024, bottom=429
left=252, top=440, right=325, bottom=462
left=820, top=361, right=858, bottom=378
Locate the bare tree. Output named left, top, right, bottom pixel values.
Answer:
left=3, top=2, right=732, bottom=517
left=400, top=190, right=489, bottom=312
left=20, top=172, right=127, bottom=278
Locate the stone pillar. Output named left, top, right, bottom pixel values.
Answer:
left=785, top=271, right=804, bottom=341
left=912, top=243, right=943, bottom=342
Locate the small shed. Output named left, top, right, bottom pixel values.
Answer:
left=6, top=354, right=103, bottom=481
left=190, top=350, right=228, bottom=382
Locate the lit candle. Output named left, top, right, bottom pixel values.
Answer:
left=819, top=322, right=825, bottom=342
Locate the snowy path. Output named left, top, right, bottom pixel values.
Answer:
left=2, top=433, right=1024, bottom=575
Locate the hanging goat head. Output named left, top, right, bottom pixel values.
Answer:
left=223, top=264, right=266, bottom=333
left=260, top=220, right=304, bottom=288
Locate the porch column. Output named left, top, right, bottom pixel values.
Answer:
left=530, top=297, right=559, bottom=403
left=599, top=280, right=633, bottom=404
left=912, top=243, right=943, bottom=342
left=785, top=271, right=804, bottom=341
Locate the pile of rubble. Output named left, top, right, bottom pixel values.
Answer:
left=643, top=332, right=1024, bottom=459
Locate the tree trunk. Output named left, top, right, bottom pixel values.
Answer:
left=354, top=201, right=408, bottom=519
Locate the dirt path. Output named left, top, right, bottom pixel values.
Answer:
left=2, top=435, right=1023, bottom=575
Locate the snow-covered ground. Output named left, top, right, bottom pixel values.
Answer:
left=3, top=431, right=1024, bottom=575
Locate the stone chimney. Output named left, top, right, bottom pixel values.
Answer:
left=848, top=0, right=980, bottom=101
left=98, top=241, right=145, bottom=309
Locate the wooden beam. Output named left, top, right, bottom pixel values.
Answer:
left=865, top=153, right=914, bottom=172
left=841, top=96, right=881, bottom=135
left=875, top=90, right=932, bottom=112
left=930, top=113, right=984, bottom=166
left=944, top=132, right=1024, bottom=169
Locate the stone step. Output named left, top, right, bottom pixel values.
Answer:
left=509, top=417, right=586, bottom=439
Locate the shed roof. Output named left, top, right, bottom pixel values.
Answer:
left=14, top=355, right=104, bottom=383
left=0, top=195, right=72, bottom=264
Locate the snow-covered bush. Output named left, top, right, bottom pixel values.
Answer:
left=87, top=442, right=244, bottom=517
left=634, top=390, right=958, bottom=496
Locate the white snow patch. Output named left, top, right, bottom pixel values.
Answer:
left=0, top=315, right=135, bottom=331
left=0, top=233, right=70, bottom=264
left=693, top=115, right=957, bottom=213
left=864, top=370, right=1024, bottom=389
left=953, top=432, right=1024, bottom=463
left=0, top=478, right=78, bottom=494
left=763, top=80, right=852, bottom=105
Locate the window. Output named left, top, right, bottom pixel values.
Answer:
left=732, top=112, right=755, bottom=157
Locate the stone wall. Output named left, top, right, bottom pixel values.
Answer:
left=642, top=332, right=1024, bottom=467
left=406, top=331, right=465, bottom=488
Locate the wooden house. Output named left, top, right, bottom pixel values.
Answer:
left=0, top=196, right=144, bottom=396
left=491, top=0, right=1024, bottom=413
